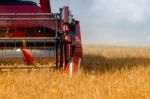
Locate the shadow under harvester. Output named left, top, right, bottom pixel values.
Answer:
left=82, top=54, right=150, bottom=74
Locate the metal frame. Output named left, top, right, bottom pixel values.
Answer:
left=0, top=13, right=59, bottom=21
left=0, top=37, right=57, bottom=49
left=0, top=10, right=64, bottom=69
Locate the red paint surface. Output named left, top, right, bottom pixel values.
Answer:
left=65, top=56, right=80, bottom=74
left=0, top=5, right=55, bottom=29
left=40, top=0, right=51, bottom=13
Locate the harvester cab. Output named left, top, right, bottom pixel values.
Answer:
left=0, top=0, right=82, bottom=76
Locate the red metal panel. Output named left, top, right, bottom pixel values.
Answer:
left=0, top=5, right=42, bottom=13
left=0, top=5, right=55, bottom=30
left=63, top=6, right=69, bottom=23
left=65, top=56, right=80, bottom=75
left=6, top=31, right=26, bottom=37
left=40, top=0, right=51, bottom=13
left=75, top=21, right=82, bottom=57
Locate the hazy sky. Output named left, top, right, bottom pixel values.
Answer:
left=33, top=0, right=150, bottom=46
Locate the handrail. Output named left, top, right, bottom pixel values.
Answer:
left=0, top=18, right=56, bottom=21
left=0, top=37, right=57, bottom=40
left=0, top=13, right=59, bottom=16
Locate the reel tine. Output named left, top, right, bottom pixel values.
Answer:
left=4, top=40, right=6, bottom=58
left=49, top=47, right=50, bottom=58
left=11, top=48, right=13, bottom=57
left=39, top=49, right=41, bottom=57
left=2, top=49, right=3, bottom=58
left=40, top=49, right=42, bottom=62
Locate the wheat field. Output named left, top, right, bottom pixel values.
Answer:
left=0, top=45, right=150, bottom=99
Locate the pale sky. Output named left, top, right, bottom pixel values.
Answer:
left=33, top=0, right=150, bottom=46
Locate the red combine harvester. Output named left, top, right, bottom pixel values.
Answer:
left=0, top=0, right=82, bottom=76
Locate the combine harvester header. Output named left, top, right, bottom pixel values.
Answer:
left=0, top=0, right=82, bottom=76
